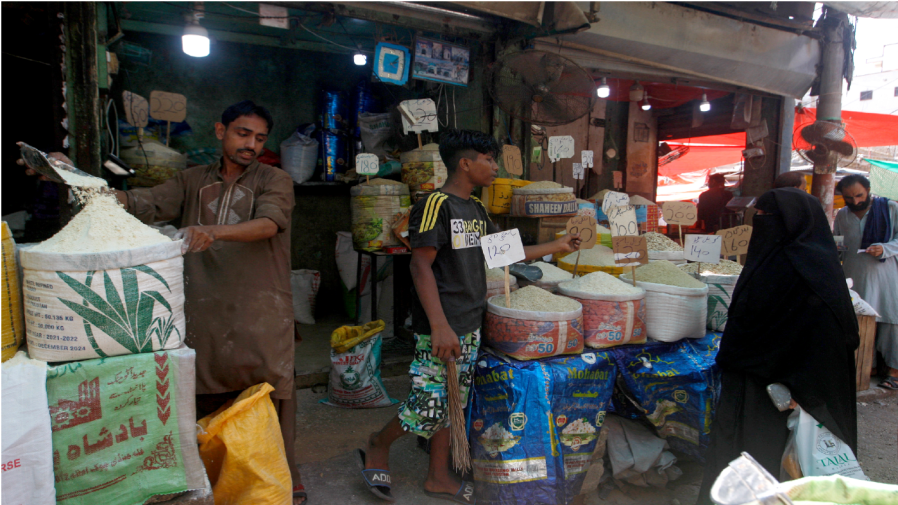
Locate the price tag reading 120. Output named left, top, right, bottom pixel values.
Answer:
left=480, top=229, right=526, bottom=269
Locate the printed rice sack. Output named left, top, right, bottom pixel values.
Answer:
left=2, top=351, right=55, bottom=504
left=702, top=274, right=738, bottom=331
left=483, top=295, right=584, bottom=360
left=610, top=337, right=720, bottom=461
left=636, top=281, right=707, bottom=343
left=557, top=285, right=647, bottom=349
left=20, top=241, right=186, bottom=362
left=321, top=321, right=397, bottom=408
left=2, top=222, right=24, bottom=361
left=46, top=346, right=206, bottom=504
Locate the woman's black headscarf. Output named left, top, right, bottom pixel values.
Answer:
left=716, top=187, right=859, bottom=448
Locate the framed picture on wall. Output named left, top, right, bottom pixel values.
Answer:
left=412, top=37, right=470, bottom=86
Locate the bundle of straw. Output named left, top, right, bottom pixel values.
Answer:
left=446, top=360, right=472, bottom=472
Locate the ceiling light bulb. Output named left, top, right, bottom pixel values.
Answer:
left=641, top=97, right=651, bottom=111
left=354, top=53, right=367, bottom=66
left=699, top=93, right=711, bottom=112
left=597, top=77, right=610, bottom=98
left=629, top=81, right=645, bottom=102
left=182, top=22, right=210, bottom=57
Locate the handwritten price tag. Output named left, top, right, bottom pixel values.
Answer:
left=716, top=225, right=752, bottom=256
left=123, top=91, right=149, bottom=128
left=502, top=145, right=523, bottom=176
left=480, top=229, right=526, bottom=269
left=572, top=163, right=584, bottom=180
left=612, top=236, right=649, bottom=267
left=601, top=191, right=630, bottom=214
left=566, top=216, right=597, bottom=249
left=581, top=150, right=594, bottom=168
left=399, top=98, right=438, bottom=134
left=684, top=234, right=722, bottom=264
left=547, top=136, right=574, bottom=162
left=356, top=153, right=380, bottom=175
left=607, top=205, right=638, bottom=237
left=149, top=90, right=187, bottom=123
left=661, top=201, right=698, bottom=226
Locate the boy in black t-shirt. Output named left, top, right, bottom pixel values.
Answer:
left=356, top=130, right=581, bottom=503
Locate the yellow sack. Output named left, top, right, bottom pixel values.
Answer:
left=196, top=383, right=292, bottom=505
left=1, top=222, right=24, bottom=362
left=330, top=319, right=385, bottom=354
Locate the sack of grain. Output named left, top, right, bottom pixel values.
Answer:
left=291, top=269, right=321, bottom=325
left=678, top=261, right=742, bottom=331
left=120, top=140, right=187, bottom=187
left=350, top=180, right=411, bottom=251
left=280, top=130, right=319, bottom=185
left=2, top=352, right=55, bottom=504
left=557, top=246, right=625, bottom=277
left=510, top=183, right=578, bottom=217
left=558, top=274, right=647, bottom=349
left=401, top=144, right=447, bottom=193
left=321, top=321, right=398, bottom=408
left=2, top=222, right=25, bottom=362
left=47, top=346, right=206, bottom=504
left=21, top=241, right=186, bottom=362
left=634, top=281, right=707, bottom=342
left=517, top=261, right=575, bottom=293
left=484, top=287, right=584, bottom=360
left=486, top=277, right=518, bottom=300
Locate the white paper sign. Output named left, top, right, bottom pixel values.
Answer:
left=606, top=205, right=638, bottom=237
left=581, top=150, right=594, bottom=168
left=547, top=136, right=574, bottom=162
left=572, top=163, right=584, bottom=180
left=399, top=98, right=438, bottom=134
left=684, top=235, right=722, bottom=264
left=480, top=229, right=526, bottom=269
left=356, top=153, right=380, bottom=175
left=601, top=191, right=630, bottom=214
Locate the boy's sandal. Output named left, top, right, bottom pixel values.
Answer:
left=292, top=484, right=307, bottom=504
left=355, top=449, right=395, bottom=502
left=878, top=376, right=898, bottom=390
left=423, top=480, right=477, bottom=504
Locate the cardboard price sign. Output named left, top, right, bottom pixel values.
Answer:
left=356, top=153, right=380, bottom=175
left=601, top=191, right=629, bottom=214
left=502, top=145, right=524, bottom=176
left=612, top=236, right=649, bottom=267
left=661, top=202, right=698, bottom=226
left=581, top=150, right=594, bottom=168
left=572, top=163, right=584, bottom=180
left=606, top=205, right=638, bottom=237
left=399, top=99, right=438, bottom=134
left=684, top=235, right=722, bottom=264
left=547, top=136, right=574, bottom=162
left=566, top=216, right=598, bottom=249
left=149, top=91, right=187, bottom=123
left=122, top=91, right=149, bottom=128
left=716, top=225, right=752, bottom=256
left=480, top=229, right=525, bottom=269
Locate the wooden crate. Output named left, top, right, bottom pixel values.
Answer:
left=855, top=315, right=877, bottom=392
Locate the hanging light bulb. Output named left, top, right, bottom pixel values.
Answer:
left=641, top=96, right=651, bottom=111
left=182, top=11, right=209, bottom=57
left=699, top=93, right=711, bottom=112
left=353, top=53, right=367, bottom=66
left=629, top=81, right=645, bottom=102
left=597, top=77, right=610, bottom=98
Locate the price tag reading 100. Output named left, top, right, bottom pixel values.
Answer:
left=606, top=205, right=639, bottom=237
left=480, top=229, right=526, bottom=269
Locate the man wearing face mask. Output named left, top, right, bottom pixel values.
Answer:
left=833, top=174, right=898, bottom=390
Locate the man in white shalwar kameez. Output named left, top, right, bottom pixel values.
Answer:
left=833, top=175, right=898, bottom=389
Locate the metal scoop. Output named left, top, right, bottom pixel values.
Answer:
left=18, top=142, right=106, bottom=186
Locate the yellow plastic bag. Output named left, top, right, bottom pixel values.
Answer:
left=330, top=319, right=385, bottom=354
left=1, top=222, right=24, bottom=362
left=196, top=383, right=292, bottom=505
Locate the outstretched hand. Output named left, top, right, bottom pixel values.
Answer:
left=557, top=233, right=582, bottom=253
left=17, top=150, right=74, bottom=181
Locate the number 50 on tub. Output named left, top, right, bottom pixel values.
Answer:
left=480, top=229, right=525, bottom=269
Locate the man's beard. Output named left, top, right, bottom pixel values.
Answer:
left=845, top=194, right=871, bottom=212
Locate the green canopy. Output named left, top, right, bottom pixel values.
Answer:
left=864, top=158, right=898, bottom=200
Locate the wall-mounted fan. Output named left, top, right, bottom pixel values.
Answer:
left=489, top=50, right=596, bottom=126
left=793, top=121, right=858, bottom=168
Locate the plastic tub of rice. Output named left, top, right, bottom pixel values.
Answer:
left=485, top=265, right=518, bottom=300
left=485, top=286, right=584, bottom=360
left=619, top=261, right=708, bottom=342
left=558, top=271, right=647, bottom=349
left=678, top=260, right=742, bottom=331
left=644, top=232, right=685, bottom=261
left=510, top=182, right=578, bottom=217
left=517, top=261, right=574, bottom=292
left=557, top=246, right=625, bottom=277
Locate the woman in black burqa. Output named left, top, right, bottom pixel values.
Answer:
left=697, top=188, right=859, bottom=503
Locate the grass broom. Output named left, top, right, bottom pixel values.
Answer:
left=446, top=360, right=472, bottom=473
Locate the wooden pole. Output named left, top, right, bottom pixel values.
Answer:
left=504, top=265, right=511, bottom=308
left=631, top=265, right=637, bottom=287
left=417, top=133, right=423, bottom=149
left=366, top=175, right=370, bottom=184
left=572, top=250, right=581, bottom=278
left=166, top=121, right=171, bottom=147
left=678, top=225, right=683, bottom=246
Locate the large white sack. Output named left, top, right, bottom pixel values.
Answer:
left=636, top=281, right=708, bottom=342
left=291, top=269, right=320, bottom=325
left=1, top=351, right=56, bottom=504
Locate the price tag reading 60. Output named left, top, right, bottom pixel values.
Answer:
left=480, top=229, right=526, bottom=269
left=661, top=201, right=698, bottom=226
left=566, top=215, right=597, bottom=249
left=716, top=225, right=752, bottom=256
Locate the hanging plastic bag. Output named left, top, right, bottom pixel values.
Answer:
left=781, top=406, right=868, bottom=482
left=197, top=383, right=292, bottom=505
left=291, top=269, right=321, bottom=325
left=321, top=320, right=398, bottom=408
left=280, top=130, right=319, bottom=185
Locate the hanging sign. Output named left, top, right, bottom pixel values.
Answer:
left=547, top=136, right=574, bottom=162
left=399, top=98, right=438, bottom=134
left=149, top=91, right=187, bottom=123
left=716, top=225, right=752, bottom=256
left=481, top=229, right=526, bottom=269
left=661, top=202, right=698, bottom=226
left=572, top=163, right=584, bottom=180
left=566, top=216, right=598, bottom=249
left=581, top=150, right=594, bottom=168
left=612, top=236, right=649, bottom=267
left=122, top=91, right=149, bottom=128
left=684, top=235, right=722, bottom=264
left=356, top=153, right=380, bottom=175
left=607, top=205, right=638, bottom=237
left=601, top=191, right=629, bottom=214
left=502, top=145, right=524, bottom=176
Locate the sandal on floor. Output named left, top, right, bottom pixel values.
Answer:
left=292, top=484, right=308, bottom=504
left=424, top=480, right=476, bottom=504
left=879, top=376, right=898, bottom=390
left=355, top=448, right=395, bottom=502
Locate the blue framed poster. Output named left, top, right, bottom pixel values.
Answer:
left=412, top=37, right=470, bottom=86
left=373, top=42, right=410, bottom=85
